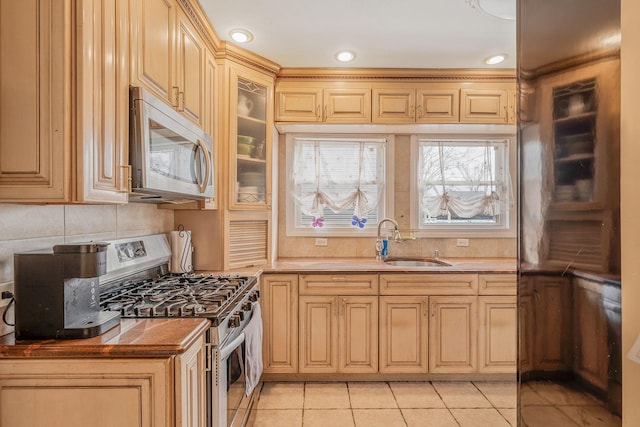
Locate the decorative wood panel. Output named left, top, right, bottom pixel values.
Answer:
left=0, top=358, right=171, bottom=427
left=478, top=274, right=517, bottom=295
left=460, top=88, right=508, bottom=123
left=0, top=0, right=69, bottom=201
left=228, top=220, right=268, bottom=268
left=276, top=88, right=322, bottom=122
left=299, top=274, right=378, bottom=295
left=380, top=274, right=478, bottom=296
left=299, top=296, right=338, bottom=373
left=372, top=88, right=415, bottom=123
left=130, top=0, right=175, bottom=104
left=175, top=334, right=206, bottom=427
left=261, top=274, right=299, bottom=373
left=429, top=296, right=477, bottom=373
left=379, top=296, right=428, bottom=374
left=478, top=296, right=517, bottom=373
left=416, top=88, right=460, bottom=123
left=339, top=296, right=378, bottom=373
left=323, top=88, right=371, bottom=123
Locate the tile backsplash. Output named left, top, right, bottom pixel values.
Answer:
left=0, top=203, right=174, bottom=284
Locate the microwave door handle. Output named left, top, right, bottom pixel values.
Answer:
left=195, top=139, right=211, bottom=193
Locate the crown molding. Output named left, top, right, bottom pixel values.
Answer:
left=276, top=67, right=516, bottom=82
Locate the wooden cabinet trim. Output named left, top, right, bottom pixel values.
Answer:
left=380, top=273, right=478, bottom=296
left=261, top=274, right=298, bottom=373
left=300, top=274, right=379, bottom=295
left=478, top=296, right=517, bottom=373
left=478, top=274, right=517, bottom=295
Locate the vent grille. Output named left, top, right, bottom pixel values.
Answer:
left=229, top=220, right=268, bottom=268
left=547, top=220, right=606, bottom=270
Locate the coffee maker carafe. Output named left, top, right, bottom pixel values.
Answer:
left=14, top=242, right=120, bottom=339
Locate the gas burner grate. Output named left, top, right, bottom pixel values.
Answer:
left=100, top=273, right=257, bottom=319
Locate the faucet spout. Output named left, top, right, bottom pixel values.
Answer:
left=376, top=218, right=400, bottom=260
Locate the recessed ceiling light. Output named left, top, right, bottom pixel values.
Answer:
left=335, top=51, right=355, bottom=62
left=484, top=54, right=507, bottom=65
left=229, top=28, right=254, bottom=44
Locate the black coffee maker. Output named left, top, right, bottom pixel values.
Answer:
left=14, top=242, right=120, bottom=339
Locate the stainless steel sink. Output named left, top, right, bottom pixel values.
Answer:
left=383, top=258, right=451, bottom=267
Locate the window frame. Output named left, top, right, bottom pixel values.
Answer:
left=410, top=134, right=516, bottom=238
left=285, top=133, right=395, bottom=237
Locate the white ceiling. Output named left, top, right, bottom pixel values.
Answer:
left=199, top=0, right=517, bottom=69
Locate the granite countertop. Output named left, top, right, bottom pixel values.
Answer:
left=219, top=257, right=517, bottom=276
left=0, top=318, right=210, bottom=358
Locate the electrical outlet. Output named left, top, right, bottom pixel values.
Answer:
left=456, top=238, right=470, bottom=247
left=315, top=238, right=328, bottom=247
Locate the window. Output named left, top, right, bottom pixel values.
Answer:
left=286, top=135, right=393, bottom=236
left=411, top=137, right=514, bottom=235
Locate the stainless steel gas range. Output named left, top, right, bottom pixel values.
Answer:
left=98, top=234, right=261, bottom=427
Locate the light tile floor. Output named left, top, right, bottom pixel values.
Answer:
left=520, top=381, right=622, bottom=427
left=246, top=381, right=516, bottom=427
left=246, top=380, right=621, bottom=427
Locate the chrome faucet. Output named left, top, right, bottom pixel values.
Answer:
left=376, top=218, right=401, bottom=260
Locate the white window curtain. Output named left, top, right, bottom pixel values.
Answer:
left=417, top=139, right=511, bottom=224
left=290, top=137, right=386, bottom=229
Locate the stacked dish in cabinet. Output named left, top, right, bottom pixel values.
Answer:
left=552, top=78, right=597, bottom=203
left=235, top=78, right=267, bottom=204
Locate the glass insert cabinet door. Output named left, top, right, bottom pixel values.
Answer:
left=229, top=67, right=273, bottom=210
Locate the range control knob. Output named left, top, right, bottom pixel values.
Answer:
left=249, top=291, right=260, bottom=302
left=228, top=314, right=241, bottom=328
left=242, top=301, right=253, bottom=311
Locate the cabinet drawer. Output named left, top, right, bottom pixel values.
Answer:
left=299, top=274, right=378, bottom=295
left=380, top=274, right=478, bottom=296
left=478, top=274, right=517, bottom=295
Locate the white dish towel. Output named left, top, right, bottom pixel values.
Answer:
left=243, top=302, right=263, bottom=397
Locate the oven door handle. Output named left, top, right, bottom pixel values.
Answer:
left=219, top=332, right=245, bottom=361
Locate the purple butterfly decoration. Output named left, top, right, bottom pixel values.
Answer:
left=311, top=216, right=324, bottom=228
left=351, top=215, right=367, bottom=228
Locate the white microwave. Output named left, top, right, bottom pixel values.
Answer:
left=129, top=86, right=214, bottom=202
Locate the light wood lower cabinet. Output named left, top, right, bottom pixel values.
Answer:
left=573, top=278, right=608, bottom=390
left=379, top=296, right=429, bottom=373
left=262, top=272, right=516, bottom=377
left=429, top=296, right=478, bottom=374
left=299, top=295, right=378, bottom=374
left=261, top=274, right=298, bottom=374
left=0, top=335, right=206, bottom=427
left=478, top=296, right=517, bottom=373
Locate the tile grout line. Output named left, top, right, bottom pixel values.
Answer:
left=430, top=381, right=463, bottom=427
left=386, top=381, right=409, bottom=426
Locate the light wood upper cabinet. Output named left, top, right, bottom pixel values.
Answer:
left=460, top=88, right=509, bottom=123
left=276, top=87, right=323, bottom=122
left=276, top=80, right=514, bottom=124
left=227, top=64, right=274, bottom=210
left=416, top=88, right=460, bottom=123
left=261, top=274, right=299, bottom=374
left=324, top=88, right=372, bottom=123
left=130, top=0, right=176, bottom=105
left=379, top=296, right=429, bottom=374
left=372, top=88, right=415, bottom=123
left=429, top=296, right=478, bottom=373
left=175, top=7, right=205, bottom=126
left=478, top=296, right=517, bottom=373
left=0, top=0, right=129, bottom=203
